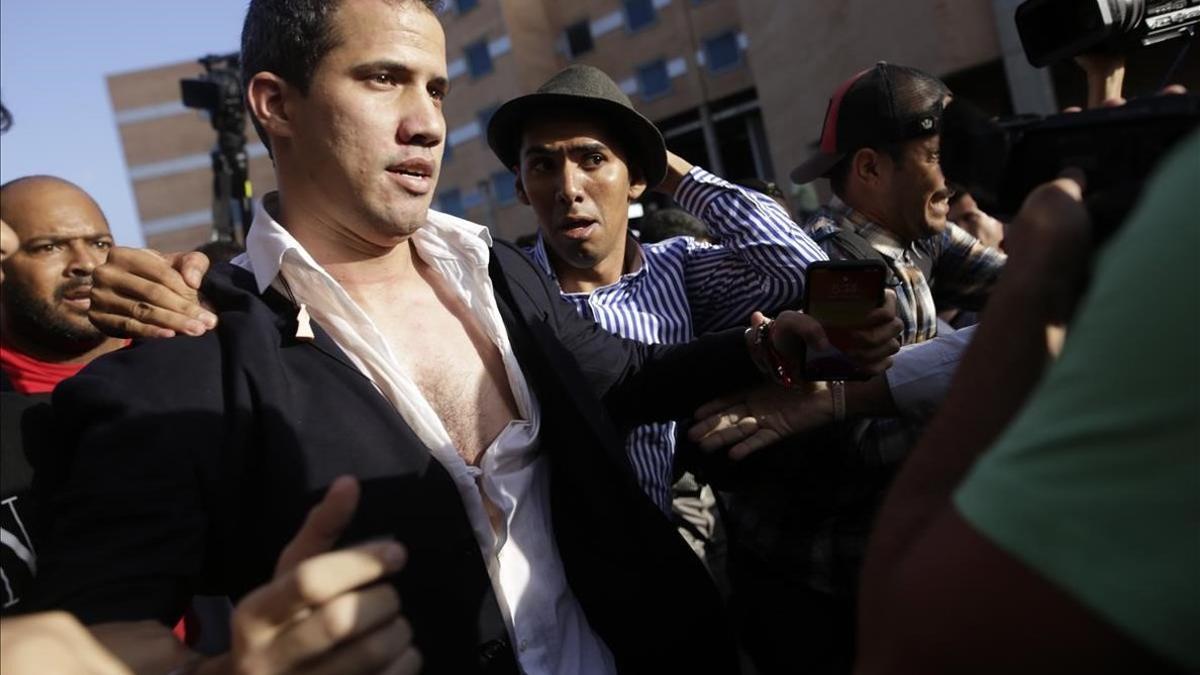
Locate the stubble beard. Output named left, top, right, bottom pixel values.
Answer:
left=3, top=280, right=106, bottom=357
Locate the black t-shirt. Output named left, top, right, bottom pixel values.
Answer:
left=1, top=391, right=51, bottom=614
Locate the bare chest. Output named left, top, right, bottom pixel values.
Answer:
left=375, top=299, right=520, bottom=465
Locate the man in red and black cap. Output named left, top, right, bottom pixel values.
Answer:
left=792, top=61, right=1006, bottom=343
left=707, top=63, right=1008, bottom=675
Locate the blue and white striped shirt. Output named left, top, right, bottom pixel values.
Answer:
left=528, top=166, right=828, bottom=511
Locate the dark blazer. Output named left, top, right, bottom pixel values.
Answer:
left=34, top=241, right=756, bottom=674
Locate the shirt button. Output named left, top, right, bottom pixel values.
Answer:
left=519, top=639, right=529, bottom=652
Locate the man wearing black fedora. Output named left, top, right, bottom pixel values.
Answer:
left=484, top=64, right=830, bottom=533
left=31, top=2, right=902, bottom=673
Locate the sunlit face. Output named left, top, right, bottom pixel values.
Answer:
left=515, top=117, right=646, bottom=271
left=880, top=135, right=953, bottom=241
left=1, top=186, right=113, bottom=348
left=283, top=0, right=448, bottom=245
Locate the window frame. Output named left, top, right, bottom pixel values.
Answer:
left=490, top=170, right=518, bottom=206
left=464, top=38, right=493, bottom=79
left=438, top=188, right=465, bottom=217
left=636, top=58, right=671, bottom=100
left=565, top=19, right=595, bottom=58
left=623, top=0, right=658, bottom=33
left=702, top=30, right=743, bottom=74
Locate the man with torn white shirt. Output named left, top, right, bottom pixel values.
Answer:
left=29, top=2, right=901, bottom=674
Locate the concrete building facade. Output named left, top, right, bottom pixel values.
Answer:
left=107, top=0, right=766, bottom=249
left=112, top=0, right=1197, bottom=250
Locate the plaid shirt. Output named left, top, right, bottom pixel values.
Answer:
left=723, top=197, right=1006, bottom=596
left=805, top=196, right=1006, bottom=344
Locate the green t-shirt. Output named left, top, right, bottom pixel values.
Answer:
left=955, top=131, right=1200, bottom=669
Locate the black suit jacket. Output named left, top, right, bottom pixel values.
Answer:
left=34, top=241, right=756, bottom=673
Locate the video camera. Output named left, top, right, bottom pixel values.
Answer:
left=939, top=0, right=1200, bottom=243
left=1016, top=0, right=1200, bottom=67
left=940, top=94, right=1200, bottom=242
left=180, top=54, right=252, bottom=244
left=181, top=54, right=246, bottom=150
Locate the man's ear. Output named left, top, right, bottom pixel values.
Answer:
left=514, top=169, right=530, bottom=206
left=627, top=165, right=648, bottom=202
left=852, top=148, right=887, bottom=188
left=246, top=72, right=294, bottom=147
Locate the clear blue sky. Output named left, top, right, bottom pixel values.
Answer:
left=1, top=1, right=253, bottom=247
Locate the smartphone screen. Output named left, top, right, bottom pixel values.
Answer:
left=802, top=260, right=888, bottom=381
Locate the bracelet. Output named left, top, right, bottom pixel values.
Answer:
left=830, top=380, right=846, bottom=422
left=747, top=319, right=797, bottom=389
left=745, top=322, right=773, bottom=378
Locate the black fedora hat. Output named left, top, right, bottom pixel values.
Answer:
left=486, top=64, right=667, bottom=188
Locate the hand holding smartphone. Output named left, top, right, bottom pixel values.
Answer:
left=802, top=260, right=889, bottom=381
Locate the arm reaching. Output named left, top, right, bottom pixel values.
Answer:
left=688, top=380, right=830, bottom=460
left=754, top=289, right=903, bottom=383
left=1, top=612, right=135, bottom=675
left=89, top=477, right=421, bottom=675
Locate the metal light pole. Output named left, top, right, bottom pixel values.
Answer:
left=679, top=1, right=725, bottom=176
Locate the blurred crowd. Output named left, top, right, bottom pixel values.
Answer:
left=0, top=1, right=1196, bottom=674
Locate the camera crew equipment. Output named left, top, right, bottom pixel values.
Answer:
left=1016, top=0, right=1200, bottom=67
left=180, top=53, right=252, bottom=246
left=940, top=94, right=1200, bottom=243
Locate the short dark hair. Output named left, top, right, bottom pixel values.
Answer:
left=240, top=0, right=442, bottom=154
left=637, top=207, right=708, bottom=244
left=732, top=177, right=785, bottom=201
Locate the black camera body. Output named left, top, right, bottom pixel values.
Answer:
left=940, top=93, right=1200, bottom=241
left=180, top=54, right=247, bottom=153
left=179, top=53, right=252, bottom=245
left=1016, top=0, right=1200, bottom=67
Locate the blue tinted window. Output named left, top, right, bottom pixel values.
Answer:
left=565, top=20, right=594, bottom=58
left=465, top=40, right=492, bottom=78
left=491, top=171, right=517, bottom=205
left=439, top=189, right=464, bottom=217
left=704, top=31, right=741, bottom=73
left=637, top=59, right=670, bottom=99
left=624, top=0, right=656, bottom=31
left=476, top=103, right=500, bottom=132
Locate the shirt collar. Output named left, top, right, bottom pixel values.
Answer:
left=529, top=231, right=648, bottom=296
left=822, top=195, right=908, bottom=259
left=529, top=233, right=557, bottom=281
left=242, top=192, right=495, bottom=294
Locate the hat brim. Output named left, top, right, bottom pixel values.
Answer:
left=487, top=92, right=667, bottom=189
left=789, top=150, right=845, bottom=185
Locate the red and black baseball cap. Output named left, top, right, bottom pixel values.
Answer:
left=790, top=62, right=950, bottom=185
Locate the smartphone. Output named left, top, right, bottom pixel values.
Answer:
left=802, top=260, right=889, bottom=381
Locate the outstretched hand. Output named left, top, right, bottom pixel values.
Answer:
left=90, top=247, right=216, bottom=339
left=210, top=476, right=421, bottom=675
left=689, top=381, right=832, bottom=460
